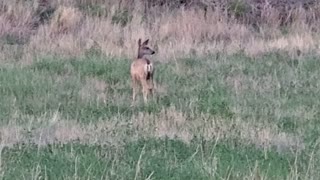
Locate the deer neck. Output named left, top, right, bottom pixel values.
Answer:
left=137, top=52, right=144, bottom=59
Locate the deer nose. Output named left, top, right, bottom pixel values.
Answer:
left=152, top=51, right=155, bottom=54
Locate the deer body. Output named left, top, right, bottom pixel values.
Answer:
left=130, top=39, right=155, bottom=104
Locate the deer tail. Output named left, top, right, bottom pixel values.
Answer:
left=144, top=63, right=153, bottom=80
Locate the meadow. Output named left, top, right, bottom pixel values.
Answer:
left=1, top=0, right=320, bottom=179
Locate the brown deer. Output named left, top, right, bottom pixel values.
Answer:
left=130, top=38, right=155, bottom=104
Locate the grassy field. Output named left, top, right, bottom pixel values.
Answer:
left=0, top=51, right=319, bottom=179
left=1, top=0, right=320, bottom=179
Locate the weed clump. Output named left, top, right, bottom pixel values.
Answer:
left=49, top=6, right=83, bottom=34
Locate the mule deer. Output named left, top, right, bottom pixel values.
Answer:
left=130, top=38, right=155, bottom=104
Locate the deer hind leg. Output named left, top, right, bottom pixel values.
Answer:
left=131, top=75, right=139, bottom=103
left=147, top=74, right=154, bottom=99
left=140, top=78, right=150, bottom=103
left=141, top=77, right=155, bottom=104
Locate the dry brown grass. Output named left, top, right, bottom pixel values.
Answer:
left=49, top=6, right=83, bottom=35
left=0, top=107, right=304, bottom=153
left=0, top=0, right=320, bottom=63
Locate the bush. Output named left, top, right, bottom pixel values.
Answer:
left=111, top=9, right=132, bottom=27
left=228, top=0, right=250, bottom=19
left=77, top=3, right=108, bottom=17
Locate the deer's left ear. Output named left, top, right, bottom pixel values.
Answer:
left=142, top=39, right=149, bottom=46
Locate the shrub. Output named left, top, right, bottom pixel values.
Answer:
left=111, top=9, right=132, bottom=27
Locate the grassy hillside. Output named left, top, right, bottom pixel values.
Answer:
left=1, top=0, right=320, bottom=62
left=0, top=52, right=319, bottom=179
left=1, top=0, right=320, bottom=179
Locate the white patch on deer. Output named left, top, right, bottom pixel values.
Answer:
left=144, top=63, right=153, bottom=73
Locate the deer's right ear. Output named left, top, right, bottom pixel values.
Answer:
left=138, top=39, right=142, bottom=46
left=142, top=39, right=149, bottom=46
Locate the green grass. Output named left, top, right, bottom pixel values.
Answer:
left=0, top=54, right=234, bottom=123
left=0, top=52, right=320, bottom=179
left=2, top=138, right=295, bottom=179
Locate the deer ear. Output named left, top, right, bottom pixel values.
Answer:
left=138, top=39, right=142, bottom=46
left=142, top=39, right=149, bottom=46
